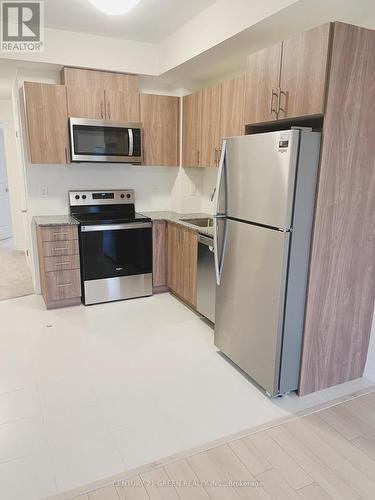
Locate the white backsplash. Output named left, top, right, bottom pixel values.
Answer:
left=25, top=163, right=217, bottom=291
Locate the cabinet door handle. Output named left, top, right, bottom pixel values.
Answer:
left=107, top=102, right=111, bottom=120
left=270, top=89, right=278, bottom=115
left=56, top=283, right=72, bottom=288
left=100, top=102, right=104, bottom=118
left=197, top=149, right=200, bottom=166
left=278, top=88, right=287, bottom=114
left=65, top=147, right=69, bottom=164
left=53, top=232, right=68, bottom=236
left=54, top=247, right=69, bottom=251
left=55, top=262, right=70, bottom=266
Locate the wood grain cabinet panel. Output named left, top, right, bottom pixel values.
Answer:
left=152, top=221, right=167, bottom=289
left=44, top=254, right=80, bottom=273
left=244, top=43, right=282, bottom=125
left=45, top=269, right=81, bottom=302
left=182, top=91, right=202, bottom=167
left=200, top=85, right=222, bottom=167
left=23, top=82, right=69, bottom=164
left=299, top=22, right=375, bottom=395
left=167, top=222, right=179, bottom=294
left=105, top=89, right=140, bottom=122
left=66, top=86, right=105, bottom=119
left=140, top=94, right=180, bottom=166
left=42, top=239, right=79, bottom=258
left=179, top=226, right=198, bottom=307
left=62, top=67, right=140, bottom=121
left=167, top=222, right=197, bottom=308
left=279, top=24, right=331, bottom=119
left=61, top=67, right=139, bottom=92
left=220, top=76, right=245, bottom=140
left=36, top=224, right=81, bottom=309
left=40, top=225, right=78, bottom=242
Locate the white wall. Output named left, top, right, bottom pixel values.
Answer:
left=159, top=0, right=298, bottom=74
left=364, top=309, right=375, bottom=382
left=1, top=27, right=159, bottom=76
left=25, top=162, right=214, bottom=293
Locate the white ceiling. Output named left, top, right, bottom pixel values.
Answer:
left=44, top=0, right=217, bottom=43
left=163, top=0, right=375, bottom=83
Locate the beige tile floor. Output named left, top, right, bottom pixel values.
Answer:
left=0, top=292, right=373, bottom=499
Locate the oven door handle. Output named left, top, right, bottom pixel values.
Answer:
left=81, top=222, right=152, bottom=232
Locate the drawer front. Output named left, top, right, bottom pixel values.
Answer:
left=40, top=225, right=78, bottom=242
left=42, top=239, right=79, bottom=257
left=45, top=269, right=81, bottom=301
left=44, top=254, right=80, bottom=272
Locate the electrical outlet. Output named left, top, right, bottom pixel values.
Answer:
left=41, top=186, right=48, bottom=198
left=189, top=183, right=197, bottom=196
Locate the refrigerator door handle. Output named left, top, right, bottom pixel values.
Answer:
left=213, top=140, right=227, bottom=286
left=213, top=216, right=221, bottom=285
left=214, top=140, right=227, bottom=217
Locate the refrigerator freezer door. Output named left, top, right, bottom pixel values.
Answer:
left=214, top=219, right=290, bottom=396
left=225, top=130, right=300, bottom=229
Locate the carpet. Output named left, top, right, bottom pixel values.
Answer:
left=0, top=242, right=34, bottom=300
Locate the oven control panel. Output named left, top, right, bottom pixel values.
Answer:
left=69, top=190, right=135, bottom=206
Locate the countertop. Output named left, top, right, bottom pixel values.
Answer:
left=33, top=215, right=80, bottom=227
left=33, top=212, right=214, bottom=237
left=140, top=211, right=214, bottom=237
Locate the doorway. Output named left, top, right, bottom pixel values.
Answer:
left=0, top=126, right=12, bottom=241
left=0, top=125, right=33, bottom=300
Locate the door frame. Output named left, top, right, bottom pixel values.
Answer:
left=0, top=123, right=13, bottom=242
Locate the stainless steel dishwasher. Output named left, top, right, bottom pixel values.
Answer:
left=197, top=234, right=216, bottom=323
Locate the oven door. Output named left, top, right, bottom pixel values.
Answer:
left=79, top=222, right=152, bottom=304
left=70, top=118, right=143, bottom=163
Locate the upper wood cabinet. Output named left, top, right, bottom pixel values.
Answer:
left=105, top=89, right=139, bottom=122
left=23, top=82, right=69, bottom=164
left=182, top=76, right=245, bottom=168
left=140, top=94, right=180, bottom=166
left=61, top=67, right=140, bottom=122
left=279, top=23, right=331, bottom=119
left=182, top=91, right=202, bottom=167
left=66, top=86, right=104, bottom=119
left=220, top=76, right=245, bottom=139
left=167, top=222, right=198, bottom=307
left=200, top=85, right=222, bottom=167
left=245, top=43, right=282, bottom=125
left=244, top=24, right=331, bottom=124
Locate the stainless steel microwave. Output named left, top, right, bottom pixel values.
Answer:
left=69, top=118, right=143, bottom=163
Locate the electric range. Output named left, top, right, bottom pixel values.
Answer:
left=69, top=190, right=152, bottom=305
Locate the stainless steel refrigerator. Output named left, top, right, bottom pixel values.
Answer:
left=213, top=128, right=321, bottom=397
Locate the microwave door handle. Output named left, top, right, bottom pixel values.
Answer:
left=128, top=129, right=134, bottom=156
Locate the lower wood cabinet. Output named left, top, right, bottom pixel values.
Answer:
left=152, top=220, right=167, bottom=291
left=36, top=224, right=82, bottom=309
left=167, top=222, right=198, bottom=308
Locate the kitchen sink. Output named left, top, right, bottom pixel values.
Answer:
left=181, top=217, right=213, bottom=228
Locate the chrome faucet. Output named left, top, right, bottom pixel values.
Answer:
left=209, top=187, right=216, bottom=202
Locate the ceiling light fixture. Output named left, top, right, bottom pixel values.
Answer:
left=88, top=0, right=141, bottom=16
